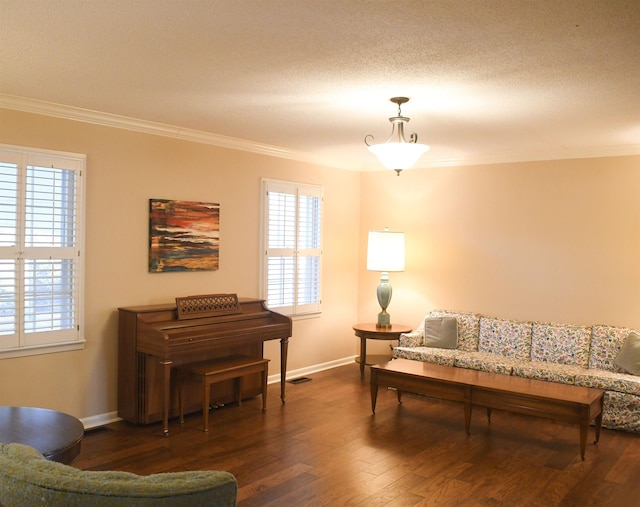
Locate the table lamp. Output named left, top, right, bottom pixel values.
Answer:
left=367, top=228, right=405, bottom=329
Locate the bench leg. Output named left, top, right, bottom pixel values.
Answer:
left=202, top=381, right=210, bottom=432
left=464, top=403, right=472, bottom=436
left=179, top=377, right=185, bottom=425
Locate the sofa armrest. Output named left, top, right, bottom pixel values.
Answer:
left=0, top=443, right=238, bottom=507
left=399, top=319, right=425, bottom=347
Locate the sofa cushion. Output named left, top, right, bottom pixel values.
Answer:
left=392, top=346, right=457, bottom=366
left=574, top=369, right=640, bottom=396
left=511, top=361, right=586, bottom=385
left=428, top=310, right=480, bottom=352
left=478, top=317, right=532, bottom=360
left=614, top=331, right=640, bottom=376
left=423, top=317, right=458, bottom=349
left=531, top=322, right=591, bottom=367
left=590, top=324, right=638, bottom=372
left=453, top=351, right=521, bottom=375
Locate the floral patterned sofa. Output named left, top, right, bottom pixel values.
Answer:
left=393, top=310, right=640, bottom=433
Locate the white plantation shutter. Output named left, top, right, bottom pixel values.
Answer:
left=262, top=179, right=322, bottom=316
left=0, top=146, right=85, bottom=357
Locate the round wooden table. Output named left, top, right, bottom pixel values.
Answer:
left=0, top=406, right=84, bottom=464
left=353, top=323, right=412, bottom=378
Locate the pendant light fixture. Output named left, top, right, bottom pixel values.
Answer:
left=364, top=97, right=430, bottom=175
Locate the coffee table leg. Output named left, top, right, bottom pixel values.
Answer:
left=594, top=395, right=603, bottom=444
left=464, top=402, right=472, bottom=435
left=580, top=424, right=588, bottom=460
left=360, top=337, right=367, bottom=378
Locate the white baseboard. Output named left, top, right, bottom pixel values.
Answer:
left=268, top=355, right=355, bottom=384
left=81, top=411, right=123, bottom=430
left=80, top=356, right=357, bottom=430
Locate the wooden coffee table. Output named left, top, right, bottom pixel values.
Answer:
left=0, top=406, right=84, bottom=464
left=370, top=359, right=604, bottom=460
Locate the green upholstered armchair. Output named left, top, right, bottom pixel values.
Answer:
left=0, top=442, right=237, bottom=507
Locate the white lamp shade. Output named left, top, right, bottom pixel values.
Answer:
left=368, top=142, right=430, bottom=170
left=367, top=230, right=405, bottom=272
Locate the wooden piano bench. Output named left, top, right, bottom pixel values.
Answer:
left=177, top=355, right=270, bottom=432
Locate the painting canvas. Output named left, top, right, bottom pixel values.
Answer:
left=149, top=199, right=220, bottom=272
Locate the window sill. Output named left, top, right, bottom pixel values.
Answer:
left=0, top=340, right=86, bottom=359
left=291, top=312, right=322, bottom=321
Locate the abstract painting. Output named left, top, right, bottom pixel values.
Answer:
left=149, top=199, right=220, bottom=272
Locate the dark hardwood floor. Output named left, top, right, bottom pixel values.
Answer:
left=75, top=363, right=640, bottom=506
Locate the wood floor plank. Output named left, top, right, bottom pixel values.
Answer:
left=74, top=363, right=640, bottom=506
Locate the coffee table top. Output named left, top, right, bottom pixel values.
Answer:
left=372, top=359, right=604, bottom=404
left=0, top=406, right=84, bottom=464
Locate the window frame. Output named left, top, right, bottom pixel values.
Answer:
left=260, top=178, right=323, bottom=317
left=0, top=144, right=86, bottom=359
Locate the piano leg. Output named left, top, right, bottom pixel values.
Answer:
left=160, top=359, right=173, bottom=436
left=280, top=337, right=289, bottom=403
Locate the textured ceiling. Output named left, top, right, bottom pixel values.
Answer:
left=1, top=0, right=639, bottom=170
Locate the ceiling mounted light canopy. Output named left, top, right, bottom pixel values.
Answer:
left=365, top=97, right=430, bottom=175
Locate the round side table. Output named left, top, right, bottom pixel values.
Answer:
left=0, top=406, right=84, bottom=464
left=352, top=323, right=411, bottom=378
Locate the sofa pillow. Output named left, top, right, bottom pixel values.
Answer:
left=614, top=331, right=640, bottom=376
left=423, top=317, right=458, bottom=349
left=428, top=310, right=480, bottom=352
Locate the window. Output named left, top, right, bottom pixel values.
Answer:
left=261, top=179, right=322, bottom=316
left=0, top=145, right=85, bottom=358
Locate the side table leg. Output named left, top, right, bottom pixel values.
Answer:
left=360, top=336, right=366, bottom=378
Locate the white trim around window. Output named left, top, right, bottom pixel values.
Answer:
left=261, top=178, right=322, bottom=317
left=0, top=144, right=86, bottom=359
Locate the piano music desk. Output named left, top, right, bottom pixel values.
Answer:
left=178, top=356, right=269, bottom=432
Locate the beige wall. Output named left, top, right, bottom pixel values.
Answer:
left=0, top=108, right=362, bottom=421
left=358, top=156, right=640, bottom=357
left=1, top=107, right=639, bottom=422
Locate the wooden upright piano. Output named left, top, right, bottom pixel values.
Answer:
left=118, top=294, right=292, bottom=435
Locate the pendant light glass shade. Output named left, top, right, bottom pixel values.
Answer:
left=368, top=141, right=430, bottom=172
left=365, top=97, right=430, bottom=175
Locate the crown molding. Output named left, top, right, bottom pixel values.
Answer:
left=2, top=94, right=638, bottom=171
left=0, top=94, right=345, bottom=169
left=414, top=143, right=640, bottom=170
